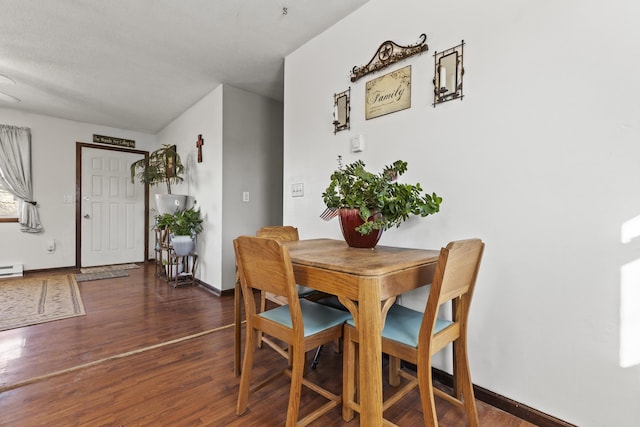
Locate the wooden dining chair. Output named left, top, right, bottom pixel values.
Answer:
left=234, top=235, right=352, bottom=426
left=254, top=226, right=321, bottom=360
left=256, top=226, right=317, bottom=306
left=342, top=238, right=485, bottom=426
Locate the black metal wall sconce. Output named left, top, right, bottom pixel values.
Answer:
left=433, top=40, right=464, bottom=106
left=333, top=87, right=351, bottom=134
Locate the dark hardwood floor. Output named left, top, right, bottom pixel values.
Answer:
left=0, top=262, right=535, bottom=426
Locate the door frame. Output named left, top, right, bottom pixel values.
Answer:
left=75, top=142, right=149, bottom=267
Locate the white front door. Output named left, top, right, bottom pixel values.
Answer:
left=81, top=147, right=145, bottom=267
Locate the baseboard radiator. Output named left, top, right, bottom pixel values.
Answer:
left=0, top=264, right=24, bottom=278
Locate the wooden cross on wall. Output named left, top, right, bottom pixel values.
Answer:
left=196, top=134, right=204, bottom=163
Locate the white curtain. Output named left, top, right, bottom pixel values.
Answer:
left=0, top=124, right=43, bottom=233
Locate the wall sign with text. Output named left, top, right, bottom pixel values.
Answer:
left=92, top=134, right=135, bottom=148
left=365, top=65, right=411, bottom=120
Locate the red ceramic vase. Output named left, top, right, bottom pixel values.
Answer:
left=338, top=208, right=384, bottom=248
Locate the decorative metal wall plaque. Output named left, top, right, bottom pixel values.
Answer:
left=365, top=65, right=411, bottom=120
left=351, top=34, right=428, bottom=82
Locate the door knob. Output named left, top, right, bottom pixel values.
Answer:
left=83, top=214, right=90, bottom=219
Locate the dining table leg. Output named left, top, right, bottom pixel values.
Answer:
left=357, top=278, right=384, bottom=426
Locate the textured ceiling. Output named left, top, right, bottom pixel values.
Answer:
left=0, top=0, right=368, bottom=133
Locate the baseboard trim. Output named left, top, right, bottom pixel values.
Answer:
left=430, top=368, right=576, bottom=427
left=195, top=279, right=220, bottom=296
left=194, top=279, right=234, bottom=297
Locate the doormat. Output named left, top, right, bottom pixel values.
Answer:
left=75, top=270, right=129, bottom=282
left=0, top=274, right=85, bottom=332
left=79, top=263, right=139, bottom=274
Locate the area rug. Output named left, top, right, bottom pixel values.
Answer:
left=0, top=274, right=85, bottom=332
left=75, top=270, right=129, bottom=282
left=79, top=263, right=139, bottom=274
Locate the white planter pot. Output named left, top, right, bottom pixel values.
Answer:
left=155, top=194, right=187, bottom=215
left=171, top=235, right=195, bottom=256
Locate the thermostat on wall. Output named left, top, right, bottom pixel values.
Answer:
left=351, top=135, right=365, bottom=153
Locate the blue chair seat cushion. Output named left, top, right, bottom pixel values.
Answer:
left=346, top=304, right=452, bottom=348
left=259, top=299, right=352, bottom=337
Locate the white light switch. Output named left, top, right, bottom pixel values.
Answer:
left=242, top=191, right=250, bottom=202
left=351, top=135, right=365, bottom=153
left=291, top=183, right=304, bottom=197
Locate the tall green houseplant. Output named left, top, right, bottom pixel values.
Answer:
left=130, top=144, right=184, bottom=194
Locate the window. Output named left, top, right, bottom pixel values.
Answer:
left=0, top=188, right=18, bottom=222
left=0, top=124, right=41, bottom=231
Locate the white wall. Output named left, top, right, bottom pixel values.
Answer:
left=221, top=85, right=284, bottom=290
left=283, top=1, right=640, bottom=426
left=156, top=85, right=224, bottom=289
left=1, top=82, right=282, bottom=291
left=0, top=108, right=157, bottom=270
left=156, top=84, right=283, bottom=291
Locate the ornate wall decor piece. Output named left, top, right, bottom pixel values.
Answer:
left=164, top=144, right=178, bottom=178
left=333, top=87, right=351, bottom=134
left=365, top=65, right=411, bottom=120
left=433, top=40, right=465, bottom=106
left=351, top=34, right=428, bottom=82
left=196, top=134, right=204, bottom=163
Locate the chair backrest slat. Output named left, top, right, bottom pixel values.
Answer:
left=234, top=236, right=297, bottom=301
left=437, top=240, right=484, bottom=305
left=421, top=239, right=484, bottom=344
left=256, top=225, right=299, bottom=242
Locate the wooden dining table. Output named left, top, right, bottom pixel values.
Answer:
left=233, top=238, right=440, bottom=426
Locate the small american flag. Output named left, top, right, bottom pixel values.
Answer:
left=319, top=207, right=338, bottom=221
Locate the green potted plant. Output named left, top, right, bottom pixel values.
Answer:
left=155, top=212, right=176, bottom=230
left=322, top=157, right=442, bottom=248
left=154, top=212, right=175, bottom=247
left=169, top=207, right=203, bottom=237
left=157, top=207, right=203, bottom=256
left=130, top=144, right=186, bottom=214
